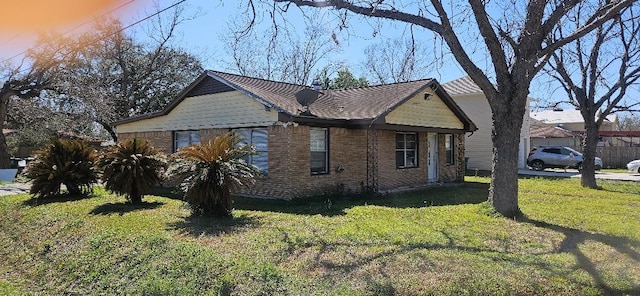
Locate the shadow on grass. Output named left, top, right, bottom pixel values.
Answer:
left=148, top=186, right=183, bottom=200
left=233, top=182, right=489, bottom=216
left=167, top=214, right=259, bottom=237
left=521, top=217, right=640, bottom=295
left=89, top=201, right=165, bottom=216
left=22, top=193, right=97, bottom=207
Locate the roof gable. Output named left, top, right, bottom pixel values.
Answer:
left=115, top=71, right=476, bottom=131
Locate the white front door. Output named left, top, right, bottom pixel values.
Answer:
left=428, top=133, right=438, bottom=182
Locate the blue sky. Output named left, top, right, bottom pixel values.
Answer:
left=0, top=0, right=468, bottom=85
left=1, top=0, right=634, bottom=111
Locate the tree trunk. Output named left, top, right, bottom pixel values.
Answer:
left=0, top=91, right=12, bottom=169
left=489, top=112, right=523, bottom=218
left=98, top=121, right=118, bottom=142
left=130, top=183, right=142, bottom=204
left=487, top=87, right=527, bottom=219
left=581, top=118, right=599, bottom=188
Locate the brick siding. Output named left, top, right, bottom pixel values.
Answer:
left=118, top=126, right=465, bottom=199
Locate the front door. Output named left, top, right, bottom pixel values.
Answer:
left=428, top=133, right=438, bottom=182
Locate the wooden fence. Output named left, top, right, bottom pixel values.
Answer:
left=570, top=146, right=640, bottom=168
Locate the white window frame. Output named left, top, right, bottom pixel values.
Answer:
left=174, top=130, right=200, bottom=152
left=235, top=128, right=268, bottom=174
left=310, top=128, right=329, bottom=175
left=396, top=132, right=418, bottom=168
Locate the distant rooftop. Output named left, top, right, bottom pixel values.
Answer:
left=442, top=76, right=482, bottom=96
left=531, top=109, right=617, bottom=124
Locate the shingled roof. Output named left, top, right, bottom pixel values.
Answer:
left=442, top=76, right=483, bottom=96
left=530, top=125, right=580, bottom=138
left=115, top=70, right=475, bottom=131
left=207, top=71, right=443, bottom=120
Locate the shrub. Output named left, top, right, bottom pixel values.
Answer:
left=25, top=138, right=97, bottom=198
left=167, top=133, right=260, bottom=216
left=95, top=138, right=166, bottom=204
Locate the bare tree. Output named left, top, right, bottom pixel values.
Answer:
left=618, top=113, right=640, bottom=130
left=363, top=36, right=434, bottom=84
left=545, top=3, right=640, bottom=188
left=223, top=10, right=337, bottom=85
left=251, top=0, right=635, bottom=218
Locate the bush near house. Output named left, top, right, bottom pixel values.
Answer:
left=95, top=138, right=166, bottom=204
left=168, top=133, right=261, bottom=217
left=24, top=138, right=97, bottom=198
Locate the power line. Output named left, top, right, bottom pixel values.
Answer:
left=1, top=0, right=186, bottom=66
left=0, top=0, right=136, bottom=64
left=0, top=34, right=22, bottom=48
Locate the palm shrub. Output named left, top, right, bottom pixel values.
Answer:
left=25, top=138, right=97, bottom=198
left=95, top=138, right=166, bottom=204
left=167, top=133, right=261, bottom=217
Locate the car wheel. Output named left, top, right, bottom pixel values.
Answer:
left=531, top=160, right=544, bottom=171
left=637, top=167, right=640, bottom=174
left=577, top=163, right=583, bottom=172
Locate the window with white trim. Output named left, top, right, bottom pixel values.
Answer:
left=174, top=131, right=200, bottom=152
left=310, top=128, right=329, bottom=174
left=396, top=132, right=418, bottom=168
left=236, top=128, right=268, bottom=173
left=445, top=134, right=454, bottom=165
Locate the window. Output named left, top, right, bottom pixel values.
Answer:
left=310, top=128, right=328, bottom=174
left=396, top=132, right=418, bottom=168
left=236, top=128, right=268, bottom=173
left=445, top=134, right=454, bottom=165
left=174, top=131, right=200, bottom=151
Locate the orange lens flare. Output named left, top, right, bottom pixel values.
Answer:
left=0, top=0, right=125, bottom=33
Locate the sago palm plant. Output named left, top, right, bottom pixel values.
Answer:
left=168, top=133, right=261, bottom=216
left=95, top=138, right=166, bottom=204
left=25, top=138, right=97, bottom=198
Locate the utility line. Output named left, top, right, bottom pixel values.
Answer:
left=1, top=0, right=186, bottom=66
left=1, top=0, right=136, bottom=63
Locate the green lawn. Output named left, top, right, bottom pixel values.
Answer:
left=0, top=177, right=639, bottom=295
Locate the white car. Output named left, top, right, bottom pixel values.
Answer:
left=627, top=159, right=640, bottom=174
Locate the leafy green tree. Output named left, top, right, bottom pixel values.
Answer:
left=25, top=138, right=97, bottom=198
left=46, top=17, right=203, bottom=141
left=95, top=138, right=166, bottom=204
left=329, top=69, right=369, bottom=89
left=168, top=133, right=261, bottom=217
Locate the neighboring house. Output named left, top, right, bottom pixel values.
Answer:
left=529, top=124, right=582, bottom=147
left=443, top=76, right=531, bottom=171
left=530, top=108, right=619, bottom=146
left=114, top=70, right=477, bottom=199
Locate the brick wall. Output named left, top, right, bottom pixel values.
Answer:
left=119, top=126, right=466, bottom=199
left=377, top=130, right=429, bottom=190
left=118, top=131, right=173, bottom=153
left=438, top=133, right=465, bottom=182
left=239, top=126, right=369, bottom=199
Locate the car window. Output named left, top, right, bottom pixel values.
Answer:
left=542, top=148, right=561, bottom=154
left=561, top=148, right=573, bottom=155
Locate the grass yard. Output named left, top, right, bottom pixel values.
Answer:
left=0, top=177, right=639, bottom=295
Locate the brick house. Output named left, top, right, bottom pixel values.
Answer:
left=114, top=71, right=477, bottom=199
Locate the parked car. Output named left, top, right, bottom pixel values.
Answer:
left=527, top=146, right=602, bottom=171
left=627, top=159, right=640, bottom=174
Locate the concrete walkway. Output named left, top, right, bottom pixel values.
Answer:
left=0, top=183, right=29, bottom=196
left=518, top=168, right=640, bottom=182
